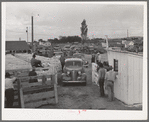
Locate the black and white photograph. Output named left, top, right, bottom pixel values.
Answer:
left=2, top=1, right=147, bottom=120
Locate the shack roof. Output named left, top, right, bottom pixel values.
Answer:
left=6, top=41, right=30, bottom=51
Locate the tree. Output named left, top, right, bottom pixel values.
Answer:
left=80, top=19, right=88, bottom=44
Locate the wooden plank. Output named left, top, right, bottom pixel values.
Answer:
left=6, top=67, right=52, bottom=72
left=6, top=69, right=30, bottom=73
left=21, top=81, right=52, bottom=88
left=54, top=84, right=58, bottom=104
left=21, top=81, right=42, bottom=88
left=127, top=55, right=134, bottom=105
left=23, top=85, right=54, bottom=95
left=23, top=91, right=55, bottom=103
left=20, top=88, right=25, bottom=108
left=24, top=98, right=55, bottom=108
left=17, top=79, right=21, bottom=107
left=133, top=69, right=140, bottom=103
left=119, top=54, right=124, bottom=102
left=18, top=75, right=52, bottom=81
left=120, top=53, right=123, bottom=101
left=54, top=74, right=58, bottom=104
left=114, top=52, right=121, bottom=100
left=119, top=53, right=122, bottom=101
left=124, top=53, right=128, bottom=104
left=133, top=56, right=140, bottom=104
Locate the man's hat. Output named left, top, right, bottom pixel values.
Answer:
left=33, top=53, right=36, bottom=58
left=97, top=52, right=100, bottom=55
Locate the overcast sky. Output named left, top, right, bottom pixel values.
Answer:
left=5, top=2, right=144, bottom=41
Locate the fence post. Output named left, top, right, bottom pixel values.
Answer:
left=17, top=79, right=25, bottom=108
left=54, top=74, right=58, bottom=104
left=20, top=87, right=25, bottom=108
left=17, top=79, right=21, bottom=107
left=42, top=75, right=47, bottom=85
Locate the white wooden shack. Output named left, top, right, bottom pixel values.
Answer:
left=107, top=49, right=143, bottom=105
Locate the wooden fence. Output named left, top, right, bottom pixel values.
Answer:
left=6, top=68, right=58, bottom=108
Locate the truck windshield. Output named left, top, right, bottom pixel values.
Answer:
left=65, top=61, right=82, bottom=67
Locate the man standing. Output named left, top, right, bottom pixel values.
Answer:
left=31, top=53, right=42, bottom=67
left=91, top=54, right=95, bottom=63
left=96, top=52, right=101, bottom=64
left=97, top=63, right=106, bottom=97
left=105, top=66, right=118, bottom=101
left=60, top=53, right=65, bottom=71
left=5, top=72, right=17, bottom=108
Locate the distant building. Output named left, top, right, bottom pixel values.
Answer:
left=6, top=41, right=30, bottom=53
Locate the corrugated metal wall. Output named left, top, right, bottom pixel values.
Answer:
left=107, top=51, right=143, bottom=105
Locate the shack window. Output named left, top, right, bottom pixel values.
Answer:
left=114, top=59, right=118, bottom=72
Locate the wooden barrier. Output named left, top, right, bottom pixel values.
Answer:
left=6, top=68, right=58, bottom=108
left=20, top=75, right=57, bottom=108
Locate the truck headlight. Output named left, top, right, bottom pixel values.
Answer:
left=78, top=71, right=81, bottom=75
left=67, top=71, right=70, bottom=75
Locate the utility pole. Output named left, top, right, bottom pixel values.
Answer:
left=127, top=29, right=128, bottom=38
left=31, top=16, right=34, bottom=52
left=26, top=27, right=28, bottom=42
left=105, top=35, right=109, bottom=50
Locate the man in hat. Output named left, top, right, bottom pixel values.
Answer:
left=91, top=54, right=95, bottom=63
left=105, top=66, right=118, bottom=101
left=60, top=53, right=65, bottom=71
left=5, top=72, right=17, bottom=108
left=31, top=53, right=43, bottom=67
left=96, top=52, right=101, bottom=64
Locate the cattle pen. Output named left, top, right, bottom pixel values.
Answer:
left=5, top=53, right=61, bottom=108
left=6, top=68, right=58, bottom=108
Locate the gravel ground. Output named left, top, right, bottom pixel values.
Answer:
left=40, top=53, right=142, bottom=110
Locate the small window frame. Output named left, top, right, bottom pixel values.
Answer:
left=114, top=59, right=118, bottom=72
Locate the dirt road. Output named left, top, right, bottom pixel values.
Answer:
left=40, top=54, right=142, bottom=110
